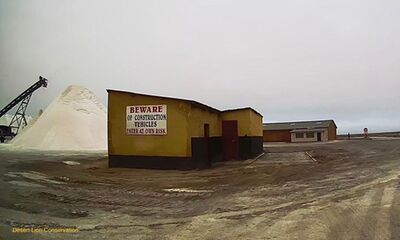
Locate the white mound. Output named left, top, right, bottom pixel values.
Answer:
left=11, top=85, right=107, bottom=151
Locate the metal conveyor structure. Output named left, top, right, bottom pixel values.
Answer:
left=0, top=76, right=48, bottom=142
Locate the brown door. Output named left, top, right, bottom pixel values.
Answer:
left=222, top=120, right=239, bottom=160
left=204, top=124, right=210, bottom=138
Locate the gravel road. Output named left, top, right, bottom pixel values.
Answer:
left=1, top=139, right=400, bottom=239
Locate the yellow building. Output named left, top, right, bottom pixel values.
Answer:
left=107, top=90, right=263, bottom=169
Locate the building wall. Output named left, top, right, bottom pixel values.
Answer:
left=263, top=130, right=291, bottom=142
left=323, top=129, right=329, bottom=141
left=328, top=123, right=337, bottom=140
left=108, top=91, right=264, bottom=169
left=221, top=109, right=262, bottom=136
left=220, top=109, right=263, bottom=160
left=108, top=91, right=190, bottom=157
left=221, top=110, right=249, bottom=137
left=187, top=106, right=221, bottom=157
left=249, top=110, right=263, bottom=136
left=187, top=106, right=221, bottom=137
left=290, top=129, right=329, bottom=143
left=264, top=121, right=337, bottom=143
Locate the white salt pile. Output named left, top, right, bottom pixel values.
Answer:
left=11, top=85, right=107, bottom=151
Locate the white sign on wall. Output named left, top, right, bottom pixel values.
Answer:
left=126, top=105, right=167, bottom=135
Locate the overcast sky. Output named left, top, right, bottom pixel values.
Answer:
left=0, top=0, right=399, bottom=134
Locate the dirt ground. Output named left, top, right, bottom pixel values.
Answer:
left=1, top=139, right=400, bottom=240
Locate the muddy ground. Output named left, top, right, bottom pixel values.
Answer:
left=1, top=139, right=400, bottom=239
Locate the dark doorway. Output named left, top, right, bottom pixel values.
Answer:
left=317, top=132, right=322, bottom=141
left=222, top=120, right=239, bottom=160
left=204, top=124, right=210, bottom=137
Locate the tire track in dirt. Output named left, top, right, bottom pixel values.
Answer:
left=372, top=185, right=396, bottom=240
left=389, top=183, right=400, bottom=240
left=316, top=188, right=377, bottom=240
left=357, top=187, right=385, bottom=239
left=323, top=181, right=399, bottom=240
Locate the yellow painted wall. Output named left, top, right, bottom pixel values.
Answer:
left=187, top=107, right=221, bottom=137
left=186, top=106, right=220, bottom=156
left=108, top=91, right=263, bottom=158
left=108, top=91, right=190, bottom=157
left=249, top=111, right=263, bottom=136
left=221, top=109, right=262, bottom=136
left=221, top=110, right=250, bottom=136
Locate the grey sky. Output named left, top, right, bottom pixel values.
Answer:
left=0, top=0, right=399, bottom=134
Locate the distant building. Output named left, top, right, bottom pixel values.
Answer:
left=263, top=120, right=337, bottom=143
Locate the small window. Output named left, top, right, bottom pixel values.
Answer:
left=295, top=133, right=304, bottom=138
left=306, top=132, right=314, bottom=138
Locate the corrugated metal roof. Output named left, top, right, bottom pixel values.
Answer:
left=107, top=89, right=221, bottom=113
left=290, top=128, right=327, bottom=133
left=222, top=107, right=263, bottom=117
left=263, top=120, right=336, bottom=131
left=107, top=89, right=262, bottom=116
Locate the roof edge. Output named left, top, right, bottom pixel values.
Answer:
left=107, top=89, right=221, bottom=113
left=222, top=107, right=263, bottom=117
left=263, top=119, right=335, bottom=125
